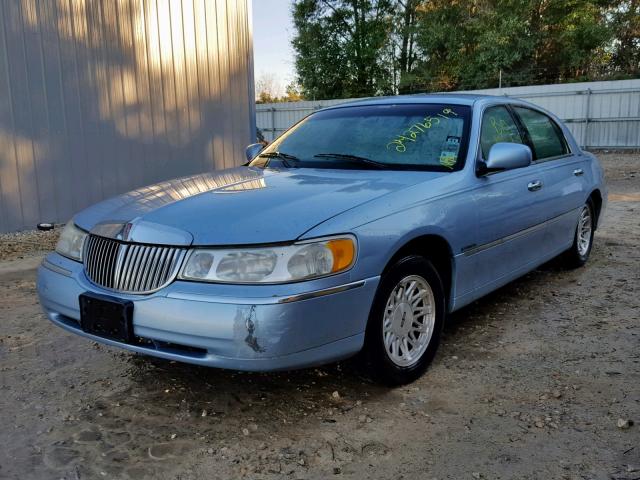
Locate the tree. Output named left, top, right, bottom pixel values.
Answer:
left=292, top=0, right=396, bottom=99
left=283, top=82, right=305, bottom=102
left=410, top=0, right=614, bottom=91
left=255, top=72, right=283, bottom=103
left=528, top=0, right=613, bottom=81
left=290, top=0, right=637, bottom=98
left=395, top=0, right=420, bottom=92
left=608, top=0, right=640, bottom=74
left=255, top=74, right=305, bottom=104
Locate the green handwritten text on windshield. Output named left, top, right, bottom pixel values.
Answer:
left=386, top=108, right=459, bottom=153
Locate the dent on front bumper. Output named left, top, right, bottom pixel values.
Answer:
left=37, top=253, right=379, bottom=371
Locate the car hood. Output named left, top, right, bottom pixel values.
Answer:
left=74, top=166, right=446, bottom=245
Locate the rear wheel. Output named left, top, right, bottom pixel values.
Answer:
left=563, top=200, right=595, bottom=268
left=365, top=256, right=445, bottom=385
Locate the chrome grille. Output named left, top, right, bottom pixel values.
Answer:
left=83, top=235, right=187, bottom=294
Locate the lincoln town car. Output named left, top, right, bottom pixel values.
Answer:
left=37, top=94, right=606, bottom=384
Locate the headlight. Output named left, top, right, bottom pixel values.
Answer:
left=179, top=236, right=356, bottom=284
left=55, top=222, right=87, bottom=262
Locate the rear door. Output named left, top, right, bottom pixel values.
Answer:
left=470, top=105, right=549, bottom=293
left=511, top=106, right=590, bottom=254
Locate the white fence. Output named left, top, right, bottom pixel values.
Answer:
left=257, top=79, right=640, bottom=149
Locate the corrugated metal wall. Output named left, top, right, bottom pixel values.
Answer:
left=257, top=79, right=640, bottom=148
left=0, top=0, right=255, bottom=233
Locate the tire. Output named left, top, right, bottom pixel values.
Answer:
left=562, top=199, right=595, bottom=269
left=364, top=255, right=445, bottom=385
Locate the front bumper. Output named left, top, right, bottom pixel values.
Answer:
left=37, top=253, right=380, bottom=371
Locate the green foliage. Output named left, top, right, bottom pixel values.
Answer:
left=292, top=0, right=396, bottom=99
left=409, top=0, right=615, bottom=90
left=608, top=0, right=640, bottom=73
left=291, top=0, right=638, bottom=97
left=255, top=73, right=305, bottom=103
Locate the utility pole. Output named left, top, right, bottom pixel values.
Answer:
left=499, top=69, right=502, bottom=90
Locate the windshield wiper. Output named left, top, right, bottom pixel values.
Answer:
left=258, top=151, right=300, bottom=168
left=313, top=153, right=389, bottom=170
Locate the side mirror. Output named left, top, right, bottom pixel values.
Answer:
left=245, top=143, right=265, bottom=162
left=479, top=143, right=532, bottom=175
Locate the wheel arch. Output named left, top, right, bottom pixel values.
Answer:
left=589, top=189, right=603, bottom=229
left=382, top=233, right=454, bottom=311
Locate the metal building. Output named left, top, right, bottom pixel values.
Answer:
left=0, top=0, right=255, bottom=233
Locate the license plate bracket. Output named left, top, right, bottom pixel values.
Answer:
left=79, top=293, right=134, bottom=343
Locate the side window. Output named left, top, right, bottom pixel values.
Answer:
left=480, top=106, right=524, bottom=159
left=513, top=107, right=568, bottom=160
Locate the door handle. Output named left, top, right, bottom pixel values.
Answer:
left=527, top=180, right=543, bottom=192
left=573, top=168, right=584, bottom=176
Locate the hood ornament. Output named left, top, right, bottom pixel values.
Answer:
left=90, top=220, right=137, bottom=241
left=121, top=222, right=133, bottom=241
left=89, top=219, right=193, bottom=246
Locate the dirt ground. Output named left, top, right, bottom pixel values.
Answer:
left=0, top=153, right=638, bottom=480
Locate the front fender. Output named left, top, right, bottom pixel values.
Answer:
left=352, top=218, right=458, bottom=280
left=305, top=200, right=472, bottom=280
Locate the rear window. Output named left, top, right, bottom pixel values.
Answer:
left=513, top=107, right=568, bottom=160
left=257, top=104, right=472, bottom=171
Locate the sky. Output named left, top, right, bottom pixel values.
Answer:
left=252, top=0, right=296, bottom=96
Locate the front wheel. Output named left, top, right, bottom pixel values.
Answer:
left=364, top=256, right=445, bottom=385
left=562, top=200, right=595, bottom=268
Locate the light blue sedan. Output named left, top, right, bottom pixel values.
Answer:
left=37, top=94, right=606, bottom=384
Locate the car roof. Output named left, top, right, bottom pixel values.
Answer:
left=322, top=93, right=517, bottom=110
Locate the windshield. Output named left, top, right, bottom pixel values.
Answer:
left=252, top=103, right=471, bottom=171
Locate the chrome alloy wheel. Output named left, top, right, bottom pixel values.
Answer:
left=382, top=275, right=436, bottom=367
left=577, top=205, right=593, bottom=256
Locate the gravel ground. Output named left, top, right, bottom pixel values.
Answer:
left=0, top=153, right=638, bottom=480
left=0, top=229, right=59, bottom=262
